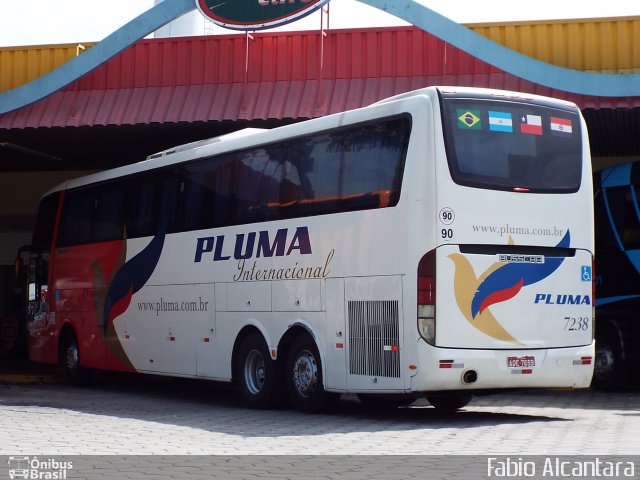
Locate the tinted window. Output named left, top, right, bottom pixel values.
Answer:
left=32, top=192, right=60, bottom=253
left=127, top=173, right=178, bottom=236
left=58, top=190, right=94, bottom=246
left=58, top=184, right=126, bottom=246
left=603, top=186, right=640, bottom=250
left=56, top=115, right=411, bottom=244
left=271, top=115, right=410, bottom=218
left=442, top=98, right=582, bottom=192
left=183, top=114, right=411, bottom=226
left=93, top=188, right=125, bottom=242
left=336, top=119, right=408, bottom=208
left=127, top=180, right=157, bottom=238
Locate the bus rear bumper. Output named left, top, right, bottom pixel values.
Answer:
left=413, top=341, right=595, bottom=392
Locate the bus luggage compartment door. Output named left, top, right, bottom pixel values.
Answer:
left=437, top=244, right=593, bottom=350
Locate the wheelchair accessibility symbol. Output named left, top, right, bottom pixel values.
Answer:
left=581, top=266, right=592, bottom=282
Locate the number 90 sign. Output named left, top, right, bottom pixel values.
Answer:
left=439, top=207, right=455, bottom=240
left=439, top=207, right=455, bottom=225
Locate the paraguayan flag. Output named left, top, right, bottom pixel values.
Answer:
left=550, top=116, right=573, bottom=137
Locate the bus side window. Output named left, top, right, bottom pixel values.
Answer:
left=339, top=118, right=408, bottom=210
left=127, top=181, right=157, bottom=238
left=234, top=146, right=300, bottom=223
left=92, top=187, right=125, bottom=242
left=626, top=186, right=640, bottom=247
left=595, top=187, right=616, bottom=251
left=300, top=134, right=341, bottom=216
left=158, top=174, right=179, bottom=232
left=32, top=193, right=59, bottom=253
left=604, top=187, right=640, bottom=250
left=281, top=138, right=313, bottom=205
left=179, top=171, right=214, bottom=232
left=58, top=186, right=126, bottom=245
left=209, top=158, right=233, bottom=228
left=173, top=154, right=235, bottom=231
left=58, top=191, right=93, bottom=246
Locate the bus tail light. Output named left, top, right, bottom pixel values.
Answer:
left=418, top=249, right=436, bottom=345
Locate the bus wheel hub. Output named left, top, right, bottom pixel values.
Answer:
left=292, top=350, right=317, bottom=398
left=244, top=349, right=266, bottom=394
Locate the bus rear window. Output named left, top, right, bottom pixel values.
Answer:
left=442, top=98, right=582, bottom=193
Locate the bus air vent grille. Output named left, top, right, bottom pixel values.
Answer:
left=348, top=300, right=400, bottom=378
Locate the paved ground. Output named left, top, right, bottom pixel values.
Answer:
left=1, top=370, right=639, bottom=479
left=1, top=372, right=639, bottom=457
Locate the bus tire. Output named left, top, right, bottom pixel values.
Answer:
left=427, top=393, right=472, bottom=412
left=286, top=334, right=335, bottom=413
left=593, top=330, right=626, bottom=390
left=60, top=331, right=91, bottom=387
left=235, top=333, right=284, bottom=409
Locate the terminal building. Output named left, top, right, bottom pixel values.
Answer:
left=0, top=8, right=639, bottom=352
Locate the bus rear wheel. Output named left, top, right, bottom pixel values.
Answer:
left=235, top=333, right=284, bottom=409
left=427, top=393, right=472, bottom=412
left=357, top=393, right=420, bottom=408
left=286, top=334, right=336, bottom=413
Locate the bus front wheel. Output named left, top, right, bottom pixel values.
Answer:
left=60, top=331, right=91, bottom=386
left=593, top=330, right=626, bottom=390
left=286, top=334, right=336, bottom=413
left=235, top=333, right=283, bottom=409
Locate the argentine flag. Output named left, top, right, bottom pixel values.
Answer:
left=488, top=111, right=513, bottom=132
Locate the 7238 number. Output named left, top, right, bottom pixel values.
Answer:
left=564, top=316, right=589, bottom=331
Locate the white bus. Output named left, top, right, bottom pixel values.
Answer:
left=26, top=86, right=594, bottom=413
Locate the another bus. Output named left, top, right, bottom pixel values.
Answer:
left=26, top=86, right=594, bottom=412
left=593, top=161, right=640, bottom=389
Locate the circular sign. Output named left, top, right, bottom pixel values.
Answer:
left=439, top=207, right=455, bottom=225
left=196, top=0, right=331, bottom=31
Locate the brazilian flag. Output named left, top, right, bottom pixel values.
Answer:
left=457, top=109, right=482, bottom=130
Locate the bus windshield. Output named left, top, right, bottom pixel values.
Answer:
left=442, top=98, right=582, bottom=193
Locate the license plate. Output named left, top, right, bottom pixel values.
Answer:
left=507, top=356, right=535, bottom=368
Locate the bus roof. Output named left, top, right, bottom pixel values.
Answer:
left=375, top=86, right=577, bottom=110
left=146, top=128, right=267, bottom=161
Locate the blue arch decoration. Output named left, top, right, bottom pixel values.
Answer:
left=0, top=0, right=195, bottom=115
left=358, top=0, right=640, bottom=98
left=1, top=0, right=639, bottom=115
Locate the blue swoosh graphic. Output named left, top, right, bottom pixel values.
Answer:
left=103, top=220, right=167, bottom=333
left=596, top=294, right=640, bottom=307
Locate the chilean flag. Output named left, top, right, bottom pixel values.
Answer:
left=550, top=116, right=573, bottom=137
left=520, top=114, right=542, bottom=135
